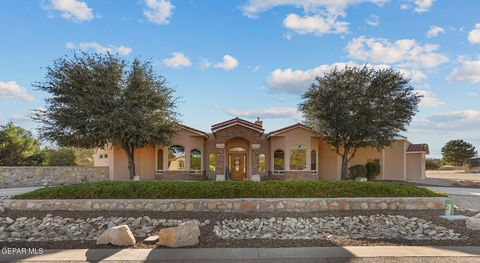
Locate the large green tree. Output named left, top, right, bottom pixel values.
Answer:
left=34, top=52, right=179, bottom=179
left=299, top=66, right=421, bottom=179
left=441, top=139, right=477, bottom=166
left=0, top=122, right=43, bottom=166
left=42, top=147, right=76, bottom=166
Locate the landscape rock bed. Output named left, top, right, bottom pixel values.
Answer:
left=214, top=215, right=463, bottom=240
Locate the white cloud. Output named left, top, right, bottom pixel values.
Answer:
left=447, top=58, right=480, bottom=83
left=8, top=114, right=33, bottom=124
left=0, top=81, right=35, bottom=102
left=366, top=15, right=380, bottom=26
left=224, top=107, right=302, bottom=120
left=201, top=55, right=239, bottom=70
left=283, top=13, right=349, bottom=36
left=416, top=90, right=444, bottom=108
left=426, top=26, right=444, bottom=38
left=143, top=0, right=174, bottom=25
left=43, top=0, right=93, bottom=22
left=413, top=0, right=435, bottom=13
left=162, top=52, right=192, bottom=68
left=468, top=23, right=480, bottom=44
left=66, top=42, right=132, bottom=56
left=410, top=110, right=480, bottom=132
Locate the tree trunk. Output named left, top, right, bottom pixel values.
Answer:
left=125, top=148, right=136, bottom=180
left=340, top=155, right=349, bottom=180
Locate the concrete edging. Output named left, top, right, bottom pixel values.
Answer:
left=4, top=197, right=447, bottom=212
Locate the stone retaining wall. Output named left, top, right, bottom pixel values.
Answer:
left=0, top=166, right=109, bottom=188
left=4, top=197, right=447, bottom=212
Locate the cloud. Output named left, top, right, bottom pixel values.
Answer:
left=366, top=15, right=380, bottom=26
left=283, top=13, right=349, bottom=36
left=410, top=110, right=480, bottom=132
left=43, top=0, right=94, bottom=22
left=224, top=107, right=302, bottom=120
left=267, top=61, right=427, bottom=95
left=447, top=58, right=480, bottom=83
left=0, top=81, right=35, bottom=102
left=426, top=26, right=444, bottom=38
left=66, top=42, right=132, bottom=56
left=201, top=55, right=239, bottom=70
left=241, top=0, right=387, bottom=37
left=468, top=23, right=480, bottom=44
left=416, top=90, right=444, bottom=108
left=413, top=0, right=435, bottom=13
left=143, top=0, right=174, bottom=25
left=162, top=52, right=192, bottom=68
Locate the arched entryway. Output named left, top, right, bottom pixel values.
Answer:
left=226, top=137, right=249, bottom=181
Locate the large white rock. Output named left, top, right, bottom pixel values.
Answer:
left=466, top=213, right=480, bottom=231
left=158, top=221, right=200, bottom=248
left=216, top=174, right=225, bottom=181
left=96, top=225, right=136, bottom=246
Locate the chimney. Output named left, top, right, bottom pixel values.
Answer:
left=255, top=117, right=263, bottom=127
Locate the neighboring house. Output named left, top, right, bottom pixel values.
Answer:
left=94, top=117, right=428, bottom=181
left=466, top=157, right=480, bottom=172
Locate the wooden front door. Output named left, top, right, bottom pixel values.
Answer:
left=229, top=153, right=247, bottom=181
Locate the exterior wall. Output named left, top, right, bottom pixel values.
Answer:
left=0, top=166, right=109, bottom=188
left=406, top=153, right=425, bottom=181
left=136, top=147, right=156, bottom=180
left=383, top=141, right=407, bottom=181
left=113, top=147, right=130, bottom=180
left=318, top=141, right=340, bottom=180
left=93, top=146, right=114, bottom=180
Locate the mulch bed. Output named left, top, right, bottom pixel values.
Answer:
left=1, top=209, right=479, bottom=249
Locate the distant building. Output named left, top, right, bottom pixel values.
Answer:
left=466, top=157, right=480, bottom=172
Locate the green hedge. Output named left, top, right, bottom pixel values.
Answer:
left=14, top=180, right=445, bottom=199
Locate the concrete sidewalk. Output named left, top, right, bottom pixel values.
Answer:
left=0, top=187, right=42, bottom=197
left=1, top=246, right=480, bottom=262
left=428, top=187, right=480, bottom=196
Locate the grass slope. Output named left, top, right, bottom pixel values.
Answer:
left=14, top=180, right=445, bottom=199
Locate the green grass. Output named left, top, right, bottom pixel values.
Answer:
left=13, top=180, right=446, bottom=199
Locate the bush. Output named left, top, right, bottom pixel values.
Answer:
left=349, top=164, right=367, bottom=179
left=13, top=180, right=445, bottom=199
left=366, top=162, right=381, bottom=180
left=426, top=158, right=442, bottom=170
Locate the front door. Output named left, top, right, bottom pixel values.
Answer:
left=229, top=153, right=247, bottom=181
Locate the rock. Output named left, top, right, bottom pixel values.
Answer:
left=158, top=221, right=200, bottom=248
left=144, top=235, right=159, bottom=243
left=355, top=177, right=368, bottom=182
left=96, top=225, right=136, bottom=246
left=6, top=217, right=14, bottom=224
left=466, top=214, right=480, bottom=231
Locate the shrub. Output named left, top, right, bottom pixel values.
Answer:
left=349, top=164, right=367, bottom=179
left=366, top=162, right=381, bottom=180
left=426, top=158, right=442, bottom=170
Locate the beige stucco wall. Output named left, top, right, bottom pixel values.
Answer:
left=406, top=152, right=425, bottom=181
left=317, top=140, right=340, bottom=180
left=383, top=140, right=407, bottom=181
left=93, top=146, right=115, bottom=180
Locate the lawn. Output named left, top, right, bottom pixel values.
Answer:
left=13, top=180, right=446, bottom=199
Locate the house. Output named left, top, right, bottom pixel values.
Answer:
left=466, top=157, right=480, bottom=172
left=94, top=117, right=429, bottom=181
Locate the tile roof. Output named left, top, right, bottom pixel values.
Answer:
left=211, top=117, right=264, bottom=133
left=266, top=123, right=313, bottom=137
left=179, top=124, right=209, bottom=138
left=406, top=143, right=429, bottom=153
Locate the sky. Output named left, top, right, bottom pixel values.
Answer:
left=0, top=0, right=479, bottom=158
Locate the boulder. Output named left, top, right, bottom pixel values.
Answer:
left=355, top=177, right=368, bottom=182
left=466, top=213, right=480, bottom=231
left=96, top=225, right=136, bottom=246
left=158, top=221, right=200, bottom=248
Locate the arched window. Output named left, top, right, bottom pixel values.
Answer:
left=289, top=145, right=306, bottom=170
left=168, top=145, right=185, bottom=171
left=311, top=150, right=317, bottom=171
left=209, top=153, right=216, bottom=172
left=157, top=148, right=164, bottom=171
left=273, top=150, right=284, bottom=170
left=228, top=147, right=246, bottom=152
left=259, top=153, right=266, bottom=173
left=190, top=149, right=201, bottom=171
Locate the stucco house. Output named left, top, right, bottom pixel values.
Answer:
left=94, top=117, right=428, bottom=181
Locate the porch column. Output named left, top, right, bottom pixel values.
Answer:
left=215, top=144, right=225, bottom=175
left=251, top=144, right=260, bottom=174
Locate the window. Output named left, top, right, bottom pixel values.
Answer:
left=289, top=145, right=306, bottom=170
left=209, top=153, right=216, bottom=172
left=273, top=150, right=284, bottom=170
left=103, top=154, right=108, bottom=159
left=311, top=150, right=316, bottom=170
left=228, top=147, right=246, bottom=152
left=168, top=145, right=185, bottom=171
left=190, top=149, right=201, bottom=171
left=259, top=153, right=266, bottom=173
left=157, top=149, right=164, bottom=171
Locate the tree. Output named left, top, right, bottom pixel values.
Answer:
left=441, top=139, right=477, bottom=166
left=72, top=148, right=94, bottom=166
left=34, top=52, right=179, bottom=179
left=0, top=122, right=43, bottom=166
left=42, top=147, right=76, bottom=166
left=425, top=158, right=442, bottom=170
left=299, top=66, right=421, bottom=179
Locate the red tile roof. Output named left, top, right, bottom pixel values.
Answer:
left=266, top=123, right=313, bottom=137
left=211, top=117, right=264, bottom=133
left=179, top=124, right=209, bottom=138
left=406, top=143, right=429, bottom=153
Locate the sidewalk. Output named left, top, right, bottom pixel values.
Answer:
left=1, top=246, right=480, bottom=262
left=0, top=187, right=42, bottom=198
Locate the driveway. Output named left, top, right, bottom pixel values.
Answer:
left=428, top=186, right=480, bottom=212
left=0, top=186, right=43, bottom=198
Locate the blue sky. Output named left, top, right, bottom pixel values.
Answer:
left=0, top=0, right=479, bottom=157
